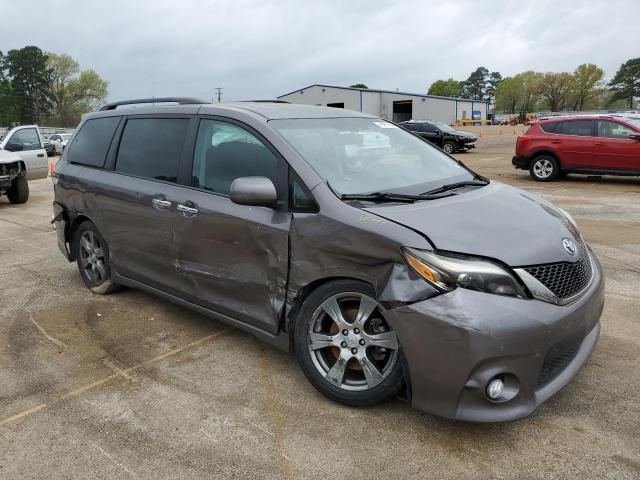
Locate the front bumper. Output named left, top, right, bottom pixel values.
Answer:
left=385, top=250, right=604, bottom=422
left=512, top=155, right=530, bottom=169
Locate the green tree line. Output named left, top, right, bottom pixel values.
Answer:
left=0, top=45, right=108, bottom=128
left=427, top=58, right=640, bottom=113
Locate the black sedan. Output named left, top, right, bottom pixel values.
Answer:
left=399, top=120, right=477, bottom=154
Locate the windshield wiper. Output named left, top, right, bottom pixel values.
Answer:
left=340, top=191, right=450, bottom=203
left=422, top=179, right=489, bottom=195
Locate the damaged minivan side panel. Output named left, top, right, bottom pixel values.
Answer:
left=285, top=182, right=440, bottom=326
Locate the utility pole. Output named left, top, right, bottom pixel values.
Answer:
left=215, top=87, right=223, bottom=102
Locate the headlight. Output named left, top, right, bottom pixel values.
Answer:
left=402, top=247, right=528, bottom=298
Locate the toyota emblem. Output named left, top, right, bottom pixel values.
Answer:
left=562, top=238, right=577, bottom=256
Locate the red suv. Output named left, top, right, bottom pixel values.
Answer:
left=512, top=115, right=640, bottom=181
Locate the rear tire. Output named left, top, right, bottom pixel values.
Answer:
left=73, top=221, right=119, bottom=294
left=7, top=176, right=29, bottom=204
left=529, top=155, right=559, bottom=182
left=293, top=280, right=404, bottom=407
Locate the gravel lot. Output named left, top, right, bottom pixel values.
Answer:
left=1, top=127, right=639, bottom=479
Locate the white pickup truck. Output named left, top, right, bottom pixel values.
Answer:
left=0, top=125, right=49, bottom=204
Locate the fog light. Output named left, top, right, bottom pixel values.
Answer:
left=486, top=378, right=504, bottom=400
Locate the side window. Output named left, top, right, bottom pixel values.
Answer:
left=561, top=120, right=593, bottom=137
left=192, top=119, right=280, bottom=196
left=6, top=128, right=41, bottom=151
left=405, top=123, right=422, bottom=132
left=67, top=117, right=120, bottom=168
left=115, top=118, right=189, bottom=182
left=423, top=123, right=438, bottom=133
left=289, top=171, right=318, bottom=212
left=597, top=121, right=634, bottom=139
left=540, top=122, right=560, bottom=134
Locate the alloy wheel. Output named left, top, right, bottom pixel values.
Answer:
left=533, top=158, right=554, bottom=179
left=307, top=292, right=399, bottom=392
left=79, top=230, right=107, bottom=286
left=443, top=143, right=454, bottom=154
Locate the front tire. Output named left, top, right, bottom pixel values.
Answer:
left=293, top=280, right=404, bottom=407
left=73, top=222, right=119, bottom=294
left=442, top=141, right=455, bottom=154
left=529, top=155, right=559, bottom=182
left=7, top=176, right=29, bottom=204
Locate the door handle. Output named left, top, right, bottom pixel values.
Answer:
left=151, top=198, right=171, bottom=210
left=550, top=140, right=561, bottom=144
left=37, top=153, right=45, bottom=157
left=177, top=203, right=199, bottom=217
left=594, top=142, right=606, bottom=146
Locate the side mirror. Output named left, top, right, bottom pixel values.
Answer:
left=629, top=133, right=640, bottom=141
left=4, top=142, right=23, bottom=152
left=230, top=176, right=277, bottom=207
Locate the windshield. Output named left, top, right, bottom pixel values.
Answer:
left=61, top=134, right=72, bottom=140
left=432, top=121, right=457, bottom=133
left=626, top=117, right=640, bottom=128
left=271, top=117, right=474, bottom=196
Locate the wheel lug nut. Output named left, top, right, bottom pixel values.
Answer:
left=340, top=341, right=347, bottom=348
left=351, top=348, right=357, bottom=354
left=354, top=328, right=360, bottom=334
left=359, top=339, right=365, bottom=346
left=342, top=329, right=349, bottom=336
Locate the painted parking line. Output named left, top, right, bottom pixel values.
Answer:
left=0, top=328, right=229, bottom=428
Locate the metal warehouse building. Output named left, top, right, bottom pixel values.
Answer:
left=278, top=84, right=489, bottom=124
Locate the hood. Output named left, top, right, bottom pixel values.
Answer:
left=364, top=182, right=583, bottom=267
left=454, top=130, right=477, bottom=140
left=0, top=149, right=22, bottom=165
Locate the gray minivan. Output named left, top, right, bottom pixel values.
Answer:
left=52, top=98, right=604, bottom=422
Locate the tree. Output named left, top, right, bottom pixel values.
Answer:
left=518, top=71, right=543, bottom=112
left=462, top=67, right=489, bottom=100
left=350, top=83, right=368, bottom=89
left=537, top=72, right=573, bottom=111
left=570, top=63, right=603, bottom=110
left=427, top=78, right=463, bottom=97
left=47, top=53, right=108, bottom=126
left=494, top=76, right=524, bottom=113
left=609, top=58, right=640, bottom=109
left=1, top=46, right=51, bottom=123
left=485, top=71, right=503, bottom=103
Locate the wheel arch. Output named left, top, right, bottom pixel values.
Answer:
left=285, top=276, right=376, bottom=338
left=531, top=150, right=562, bottom=168
left=67, top=214, right=95, bottom=260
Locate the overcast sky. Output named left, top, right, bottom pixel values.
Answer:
left=1, top=0, right=639, bottom=102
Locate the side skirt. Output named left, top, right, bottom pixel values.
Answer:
left=112, top=271, right=291, bottom=353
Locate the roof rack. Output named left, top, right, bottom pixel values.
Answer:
left=99, top=97, right=207, bottom=111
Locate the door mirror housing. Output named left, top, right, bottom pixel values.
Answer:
left=230, top=176, right=277, bottom=207
left=629, top=133, right=640, bottom=141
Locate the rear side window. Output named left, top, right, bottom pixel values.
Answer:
left=540, top=121, right=560, bottom=134
left=115, top=118, right=189, bottom=183
left=403, top=123, right=422, bottom=132
left=67, top=117, right=120, bottom=167
left=562, top=120, right=593, bottom=137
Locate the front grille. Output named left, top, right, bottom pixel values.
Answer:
left=524, top=258, right=592, bottom=300
left=0, top=162, right=20, bottom=177
left=537, top=343, right=580, bottom=387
